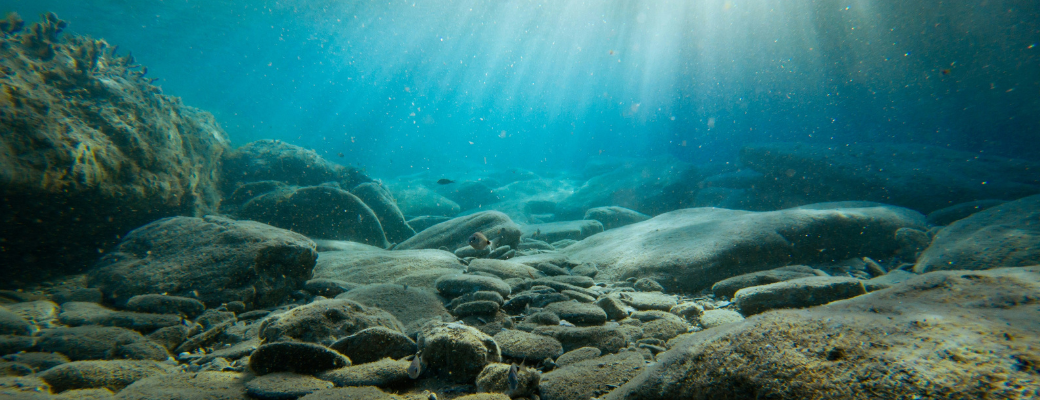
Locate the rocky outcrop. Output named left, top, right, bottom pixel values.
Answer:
left=88, top=216, right=317, bottom=308
left=394, top=211, right=522, bottom=252
left=220, top=139, right=368, bottom=194
left=740, top=142, right=1040, bottom=213
left=0, top=13, right=229, bottom=286
left=236, top=185, right=390, bottom=247
left=915, top=194, right=1040, bottom=273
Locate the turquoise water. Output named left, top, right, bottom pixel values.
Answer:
left=3, top=0, right=1036, bottom=176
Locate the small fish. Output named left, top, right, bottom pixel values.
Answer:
left=437, top=178, right=455, bottom=185
left=507, top=363, right=520, bottom=391
left=408, top=353, right=424, bottom=379
left=941, top=69, right=951, bottom=75
left=337, top=152, right=344, bottom=157
left=469, top=232, right=492, bottom=250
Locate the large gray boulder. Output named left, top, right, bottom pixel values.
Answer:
left=915, top=194, right=1040, bottom=273
left=312, top=245, right=464, bottom=289
left=221, top=139, right=369, bottom=193
left=386, top=181, right=461, bottom=217
left=394, top=211, right=522, bottom=251
left=351, top=182, right=416, bottom=244
left=740, top=142, right=1040, bottom=213
left=605, top=267, right=1040, bottom=400
left=561, top=203, right=926, bottom=293
left=258, top=299, right=404, bottom=345
left=237, top=185, right=390, bottom=248
left=88, top=216, right=317, bottom=308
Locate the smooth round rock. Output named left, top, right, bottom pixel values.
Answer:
left=249, top=342, right=351, bottom=375
left=329, top=327, right=416, bottom=365
left=555, top=347, right=601, bottom=367
left=453, top=301, right=500, bottom=318
left=245, top=372, right=334, bottom=400
left=316, top=358, right=411, bottom=388
left=435, top=274, right=511, bottom=298
left=124, top=294, right=206, bottom=318
left=544, top=301, right=607, bottom=326
left=493, top=329, right=564, bottom=360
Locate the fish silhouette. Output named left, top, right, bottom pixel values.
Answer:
left=437, top=178, right=455, bottom=184
left=508, top=363, right=520, bottom=391
left=408, top=353, right=424, bottom=379
left=469, top=232, right=492, bottom=250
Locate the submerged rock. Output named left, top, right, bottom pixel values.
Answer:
left=522, top=220, right=605, bottom=243
left=312, top=246, right=464, bottom=289
left=221, top=139, right=369, bottom=193
left=88, top=215, right=317, bottom=308
left=258, top=299, right=404, bottom=345
left=561, top=203, right=926, bottom=293
left=733, top=276, right=868, bottom=315
left=38, top=360, right=173, bottom=393
left=418, top=321, right=502, bottom=383
left=236, top=185, right=390, bottom=248
left=351, top=182, right=416, bottom=244
left=583, top=206, right=651, bottom=230
left=338, top=284, right=452, bottom=337
left=395, top=211, right=522, bottom=252
left=605, top=267, right=1040, bottom=400
left=248, top=342, right=350, bottom=375
left=539, top=352, right=646, bottom=400
left=711, top=265, right=820, bottom=298
left=0, top=14, right=229, bottom=286
left=915, top=194, right=1040, bottom=273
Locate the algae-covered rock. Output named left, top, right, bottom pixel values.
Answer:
left=316, top=357, right=411, bottom=388
left=0, top=14, right=230, bottom=286
left=561, top=203, right=926, bottom=293
left=417, top=321, right=502, bottom=383
left=244, top=372, right=333, bottom=400
left=221, top=139, right=369, bottom=193
left=711, top=265, right=820, bottom=298
left=539, top=352, right=646, bottom=400
left=733, top=276, right=868, bottom=315
left=248, top=342, right=350, bottom=375
left=476, top=362, right=541, bottom=398
left=88, top=216, right=317, bottom=308
left=237, top=185, right=390, bottom=248
left=605, top=267, right=1040, bottom=400
left=116, top=371, right=249, bottom=400
left=329, top=327, right=417, bottom=364
left=313, top=247, right=464, bottom=290
left=259, top=299, right=404, bottom=345
left=915, top=194, right=1040, bottom=273
left=493, top=329, right=563, bottom=361
left=37, top=360, right=173, bottom=393
left=395, top=211, right=522, bottom=252
left=351, top=182, right=416, bottom=244
left=35, top=326, right=169, bottom=361
left=338, top=284, right=452, bottom=337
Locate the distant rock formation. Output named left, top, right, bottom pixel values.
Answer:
left=0, top=13, right=229, bottom=286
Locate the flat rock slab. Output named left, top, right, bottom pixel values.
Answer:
left=915, top=194, right=1040, bottom=273
left=313, top=247, right=464, bottom=289
left=740, top=142, right=1040, bottom=213
left=561, top=203, right=926, bottom=293
left=733, top=276, right=868, bottom=315
left=711, top=265, right=821, bottom=298
left=394, top=211, right=522, bottom=252
left=605, top=267, right=1040, bottom=400
left=521, top=220, right=605, bottom=243
left=88, top=215, right=317, bottom=308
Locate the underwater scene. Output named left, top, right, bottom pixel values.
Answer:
left=0, top=0, right=1038, bottom=399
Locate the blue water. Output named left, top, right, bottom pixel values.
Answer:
left=3, top=0, right=1037, bottom=177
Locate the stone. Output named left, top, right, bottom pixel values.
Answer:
left=562, top=290, right=596, bottom=303
left=522, top=220, right=605, bottom=243
left=711, top=265, right=820, bottom=298
left=221, top=139, right=369, bottom=192
left=595, top=296, right=633, bottom=321
left=518, top=238, right=555, bottom=251
left=174, top=319, right=236, bottom=354
left=915, top=194, right=1040, bottom=273
left=616, top=292, right=677, bottom=311
left=351, top=182, right=416, bottom=244
left=298, top=386, right=404, bottom=400
left=530, top=262, right=570, bottom=277
left=605, top=267, right=1040, bottom=400
left=124, top=294, right=205, bottom=318
left=893, top=227, right=931, bottom=258
left=259, top=299, right=403, bottom=345
left=244, top=372, right=334, bottom=400
left=37, top=360, right=173, bottom=393
left=88, top=215, right=317, bottom=308
left=493, top=329, right=564, bottom=361
left=304, top=278, right=361, bottom=298
left=561, top=203, right=926, bottom=293
left=524, top=311, right=561, bottom=326
left=36, top=326, right=169, bottom=361
left=0, top=335, right=34, bottom=356
left=0, top=361, right=33, bottom=376
left=476, top=363, right=541, bottom=398
left=539, top=352, right=646, bottom=400
left=388, top=181, right=462, bottom=217
left=555, top=156, right=702, bottom=219
left=436, top=274, right=511, bottom=298
left=550, top=275, right=595, bottom=288
left=529, top=279, right=597, bottom=298
left=57, top=302, right=182, bottom=333
left=5, top=300, right=60, bottom=331
left=417, top=321, right=501, bottom=383
left=49, top=288, right=103, bottom=305
left=641, top=318, right=688, bottom=341
left=453, top=301, right=500, bottom=318
left=733, top=276, right=870, bottom=315
left=406, top=216, right=453, bottom=232
left=669, top=302, right=704, bottom=324
left=632, top=278, right=664, bottom=292
left=583, top=206, right=651, bottom=230
left=531, top=326, right=628, bottom=353
left=0, top=18, right=228, bottom=286
left=570, top=263, right=599, bottom=277
left=447, top=291, right=505, bottom=309
left=544, top=301, right=607, bottom=326
left=926, top=199, right=1006, bottom=226
left=329, top=327, right=417, bottom=365
left=236, top=185, right=389, bottom=248
left=146, top=325, right=189, bottom=352
left=395, top=211, right=522, bottom=252
left=2, top=352, right=69, bottom=372
left=248, top=342, right=350, bottom=375
left=555, top=347, right=602, bottom=367
left=116, top=371, right=249, bottom=400
left=438, top=180, right=501, bottom=211
left=0, top=307, right=31, bottom=336
left=339, top=284, right=452, bottom=337
left=698, top=309, right=745, bottom=329
left=316, top=357, right=411, bottom=388
left=467, top=259, right=546, bottom=280
left=313, top=246, right=464, bottom=289
left=739, top=142, right=1040, bottom=213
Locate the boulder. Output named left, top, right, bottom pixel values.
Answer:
left=0, top=307, right=31, bottom=336
left=915, top=194, right=1040, bottom=273
left=476, top=363, right=541, bottom=398
left=925, top=199, right=1007, bottom=226
left=739, top=142, right=1040, bottom=213
left=338, top=284, right=451, bottom=337
left=605, top=267, right=1040, bottom=400
left=539, top=352, right=646, bottom=400
left=236, top=185, right=389, bottom=248
left=711, top=265, right=820, bottom=298
left=124, top=295, right=205, bottom=319
left=316, top=358, right=411, bottom=388
left=221, top=139, right=368, bottom=193
left=493, top=329, right=564, bottom=361
left=438, top=180, right=501, bottom=211
left=258, top=299, right=404, bottom=345
left=35, top=326, right=169, bottom=361
left=38, top=360, right=173, bottom=393
left=248, top=342, right=350, bottom=375
left=555, top=347, right=601, bottom=367
left=733, top=276, right=868, bottom=315
left=531, top=326, right=627, bottom=354
left=561, top=203, right=926, bottom=293
left=88, top=215, right=317, bottom=308
left=394, top=211, right=522, bottom=252
left=556, top=156, right=703, bottom=219
left=417, top=321, right=501, bottom=383
left=57, top=302, right=182, bottom=333
left=329, top=327, right=416, bottom=365
left=351, top=182, right=416, bottom=244
left=0, top=15, right=228, bottom=286
left=583, top=207, right=650, bottom=230
left=312, top=246, right=464, bottom=289
left=544, top=302, right=607, bottom=326
left=116, top=371, right=249, bottom=399
left=386, top=182, right=461, bottom=217
left=244, top=372, right=334, bottom=399
left=522, top=220, right=604, bottom=243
